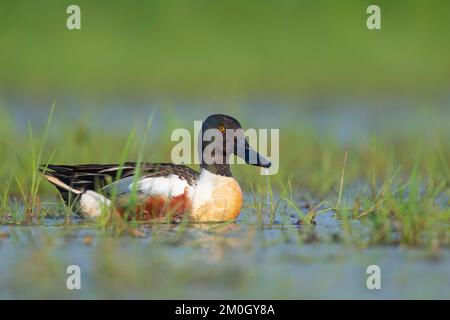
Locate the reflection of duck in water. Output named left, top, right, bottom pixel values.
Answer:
left=42, top=114, right=271, bottom=222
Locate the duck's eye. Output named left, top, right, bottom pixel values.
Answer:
left=218, top=124, right=225, bottom=132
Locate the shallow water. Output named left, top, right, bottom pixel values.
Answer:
left=1, top=97, right=449, bottom=298
left=3, top=96, right=450, bottom=143
left=0, top=209, right=448, bottom=299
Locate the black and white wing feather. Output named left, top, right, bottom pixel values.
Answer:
left=40, top=162, right=199, bottom=203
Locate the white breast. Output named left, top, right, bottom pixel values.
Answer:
left=189, top=169, right=232, bottom=211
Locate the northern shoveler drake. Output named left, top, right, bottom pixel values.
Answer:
left=41, top=114, right=271, bottom=222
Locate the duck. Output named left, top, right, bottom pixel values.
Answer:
left=41, top=114, right=271, bottom=222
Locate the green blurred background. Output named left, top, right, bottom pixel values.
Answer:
left=1, top=1, right=450, bottom=300
left=1, top=0, right=449, bottom=99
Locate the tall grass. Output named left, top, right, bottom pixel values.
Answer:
left=0, top=104, right=448, bottom=248
left=0, top=103, right=56, bottom=224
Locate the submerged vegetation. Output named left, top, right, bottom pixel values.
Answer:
left=1, top=0, right=449, bottom=300
left=1, top=101, right=448, bottom=299
left=0, top=101, right=448, bottom=250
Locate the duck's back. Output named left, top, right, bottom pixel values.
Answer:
left=42, top=162, right=200, bottom=221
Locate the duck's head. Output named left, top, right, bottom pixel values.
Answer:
left=200, top=114, right=271, bottom=176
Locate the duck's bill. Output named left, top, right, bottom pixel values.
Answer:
left=234, top=139, right=271, bottom=168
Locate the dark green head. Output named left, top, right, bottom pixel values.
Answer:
left=200, top=114, right=271, bottom=176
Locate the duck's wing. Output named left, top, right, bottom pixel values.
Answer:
left=40, top=162, right=199, bottom=203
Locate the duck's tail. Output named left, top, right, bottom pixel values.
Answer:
left=40, top=165, right=113, bottom=218
left=39, top=165, right=84, bottom=205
